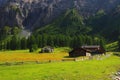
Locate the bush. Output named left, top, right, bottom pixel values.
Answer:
left=29, top=44, right=38, bottom=52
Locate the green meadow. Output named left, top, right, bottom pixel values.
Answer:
left=0, top=54, right=120, bottom=80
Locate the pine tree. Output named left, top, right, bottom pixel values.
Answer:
left=10, top=36, right=18, bottom=50
left=2, top=26, right=11, bottom=36
left=21, top=37, right=27, bottom=49
left=47, top=36, right=54, bottom=47
left=99, top=38, right=106, bottom=50
left=11, top=27, right=20, bottom=35
left=86, top=36, right=93, bottom=45
left=65, top=36, right=71, bottom=47
left=54, top=35, right=60, bottom=47
left=27, top=35, right=38, bottom=52
left=42, top=34, right=47, bottom=47
left=17, top=37, right=21, bottom=50
left=6, top=40, right=11, bottom=50
left=77, top=36, right=82, bottom=47
left=70, top=36, right=78, bottom=48
left=36, top=35, right=42, bottom=48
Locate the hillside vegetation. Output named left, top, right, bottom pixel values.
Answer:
left=35, top=8, right=120, bottom=40
left=35, top=9, right=91, bottom=35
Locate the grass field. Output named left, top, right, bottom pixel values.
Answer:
left=0, top=48, right=120, bottom=80
left=0, top=55, right=119, bottom=80
left=0, top=47, right=70, bottom=62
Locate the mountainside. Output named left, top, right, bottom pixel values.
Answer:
left=87, top=6, right=120, bottom=40
left=0, top=0, right=120, bottom=29
left=35, top=9, right=91, bottom=35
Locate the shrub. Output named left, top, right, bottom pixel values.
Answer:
left=29, top=44, right=38, bottom=52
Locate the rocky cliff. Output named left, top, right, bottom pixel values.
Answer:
left=0, top=0, right=120, bottom=29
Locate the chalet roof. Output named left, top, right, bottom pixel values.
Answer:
left=81, top=45, right=100, bottom=48
left=69, top=48, right=87, bottom=53
left=43, top=46, right=54, bottom=49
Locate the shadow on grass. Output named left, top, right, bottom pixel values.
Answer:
left=113, top=52, right=120, bottom=57
left=64, top=56, right=77, bottom=58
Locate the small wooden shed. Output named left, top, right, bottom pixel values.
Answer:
left=40, top=46, right=54, bottom=53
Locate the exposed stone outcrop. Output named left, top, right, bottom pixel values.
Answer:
left=0, top=0, right=120, bottom=29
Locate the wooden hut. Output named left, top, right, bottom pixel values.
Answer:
left=69, top=48, right=87, bottom=57
left=40, top=46, right=54, bottom=53
left=69, top=45, right=105, bottom=57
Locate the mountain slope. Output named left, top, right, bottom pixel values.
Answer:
left=35, top=9, right=91, bottom=35
left=0, top=0, right=120, bottom=29
left=87, top=6, right=120, bottom=40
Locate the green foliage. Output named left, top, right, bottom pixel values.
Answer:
left=29, top=44, right=38, bottom=52
left=47, top=36, right=54, bottom=47
left=42, top=34, right=48, bottom=47
left=11, top=27, right=21, bottom=35
left=2, top=26, right=11, bottom=35
left=87, top=7, right=120, bottom=40
left=96, top=9, right=106, bottom=17
left=35, top=9, right=91, bottom=35
left=36, top=35, right=42, bottom=48
left=10, top=36, right=20, bottom=50
left=21, top=37, right=27, bottom=49
left=28, top=35, right=38, bottom=52
left=99, top=38, right=106, bottom=50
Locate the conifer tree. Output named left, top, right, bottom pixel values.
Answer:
left=10, top=36, right=18, bottom=50
left=42, top=34, right=47, bottom=47
left=47, top=36, right=54, bottom=47
left=36, top=35, right=42, bottom=48
left=99, top=38, right=106, bottom=50
left=21, top=37, right=27, bottom=49
left=27, top=35, right=38, bottom=52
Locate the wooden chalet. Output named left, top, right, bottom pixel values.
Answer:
left=69, top=45, right=105, bottom=57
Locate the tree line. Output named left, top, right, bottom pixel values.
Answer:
left=0, top=34, right=106, bottom=52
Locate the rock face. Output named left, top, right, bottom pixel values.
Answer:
left=0, top=0, right=120, bottom=29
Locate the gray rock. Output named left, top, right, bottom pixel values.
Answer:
left=112, top=71, right=120, bottom=80
left=0, top=0, right=120, bottom=29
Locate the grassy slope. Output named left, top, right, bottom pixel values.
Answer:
left=0, top=55, right=119, bottom=80
left=106, top=41, right=118, bottom=51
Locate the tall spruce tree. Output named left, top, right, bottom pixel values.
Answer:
left=47, top=36, right=54, bottom=47
left=42, top=34, right=47, bottom=47
left=21, top=37, right=27, bottom=49
left=36, top=35, right=42, bottom=48
left=28, top=35, right=38, bottom=52
left=99, top=38, right=106, bottom=50
left=10, top=36, right=18, bottom=50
